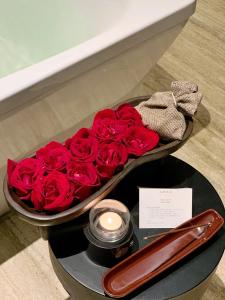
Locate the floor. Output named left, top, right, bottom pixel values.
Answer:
left=0, top=0, right=225, bottom=299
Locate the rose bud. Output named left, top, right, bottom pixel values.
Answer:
left=36, top=141, right=71, bottom=173
left=31, top=171, right=75, bottom=212
left=92, top=119, right=128, bottom=142
left=65, top=128, right=98, bottom=162
left=96, top=141, right=128, bottom=180
left=116, top=103, right=143, bottom=127
left=122, top=126, right=159, bottom=156
left=67, top=160, right=100, bottom=201
left=7, top=158, right=44, bottom=200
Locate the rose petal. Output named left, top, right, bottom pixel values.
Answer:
left=93, top=109, right=116, bottom=125
left=96, top=141, right=128, bottom=168
left=123, top=126, right=159, bottom=156
left=8, top=158, right=43, bottom=199
left=31, top=171, right=74, bottom=212
left=67, top=161, right=100, bottom=187
left=73, top=184, right=93, bottom=202
left=96, top=164, right=116, bottom=181
left=65, top=128, right=98, bottom=162
left=36, top=141, right=70, bottom=172
left=92, top=119, right=128, bottom=142
left=116, top=103, right=143, bottom=126
left=7, top=159, right=17, bottom=186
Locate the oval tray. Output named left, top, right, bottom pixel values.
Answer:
left=3, top=96, right=193, bottom=227
left=103, top=209, right=224, bottom=298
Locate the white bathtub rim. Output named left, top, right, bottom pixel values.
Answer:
left=0, top=0, right=196, bottom=106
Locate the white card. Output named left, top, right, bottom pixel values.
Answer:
left=139, top=188, right=192, bottom=228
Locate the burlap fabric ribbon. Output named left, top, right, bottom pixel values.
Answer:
left=135, top=81, right=202, bottom=141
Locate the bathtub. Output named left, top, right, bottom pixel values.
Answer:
left=0, top=0, right=196, bottom=118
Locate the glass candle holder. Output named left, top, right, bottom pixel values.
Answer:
left=89, top=199, right=130, bottom=242
left=84, top=199, right=133, bottom=266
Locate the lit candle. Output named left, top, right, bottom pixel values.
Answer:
left=99, top=212, right=123, bottom=231
left=85, top=200, right=133, bottom=265
left=89, top=199, right=130, bottom=242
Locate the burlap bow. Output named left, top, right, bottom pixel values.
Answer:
left=135, top=81, right=202, bottom=141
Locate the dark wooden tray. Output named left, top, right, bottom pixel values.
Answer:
left=103, top=209, right=224, bottom=298
left=3, top=96, right=193, bottom=227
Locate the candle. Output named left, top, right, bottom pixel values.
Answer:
left=85, top=200, right=133, bottom=266
left=99, top=212, right=123, bottom=231
left=89, top=199, right=131, bottom=242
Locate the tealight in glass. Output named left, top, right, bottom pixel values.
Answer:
left=89, top=199, right=130, bottom=242
left=84, top=199, right=133, bottom=266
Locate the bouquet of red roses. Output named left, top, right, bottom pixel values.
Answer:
left=7, top=104, right=159, bottom=213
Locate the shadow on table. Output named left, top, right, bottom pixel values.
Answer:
left=202, top=273, right=225, bottom=300
left=191, top=103, right=211, bottom=138
left=0, top=211, right=39, bottom=265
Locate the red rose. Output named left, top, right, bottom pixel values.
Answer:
left=116, top=104, right=143, bottom=126
left=31, top=171, right=75, bottom=212
left=67, top=161, right=100, bottom=201
left=36, top=141, right=70, bottom=172
left=92, top=119, right=128, bottom=141
left=67, top=127, right=92, bottom=140
left=93, top=108, right=116, bottom=124
left=122, top=126, right=159, bottom=156
left=96, top=141, right=128, bottom=180
left=65, top=128, right=98, bottom=162
left=7, top=158, right=44, bottom=200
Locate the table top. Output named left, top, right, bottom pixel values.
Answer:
left=48, top=156, right=225, bottom=299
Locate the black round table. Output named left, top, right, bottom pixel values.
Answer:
left=48, top=156, right=225, bottom=300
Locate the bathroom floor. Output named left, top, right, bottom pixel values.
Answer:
left=0, top=0, right=225, bottom=299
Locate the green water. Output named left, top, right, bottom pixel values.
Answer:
left=0, top=1, right=98, bottom=78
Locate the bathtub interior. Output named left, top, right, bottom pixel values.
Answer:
left=0, top=0, right=127, bottom=79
